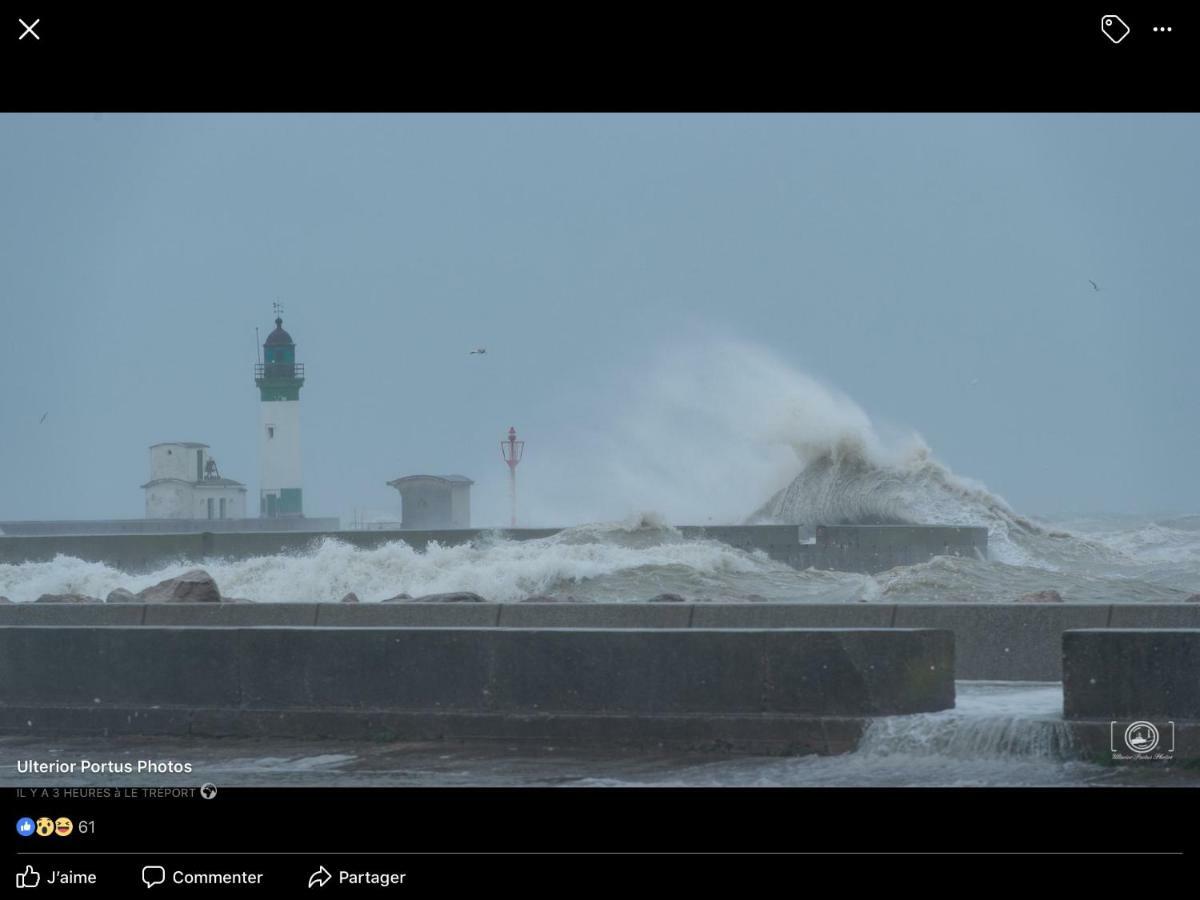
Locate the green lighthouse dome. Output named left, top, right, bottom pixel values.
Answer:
left=264, top=317, right=294, bottom=346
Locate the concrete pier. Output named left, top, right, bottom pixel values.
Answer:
left=0, top=517, right=341, bottom=536
left=0, top=524, right=987, bottom=575
left=1062, top=629, right=1200, bottom=763
left=0, top=626, right=954, bottom=753
left=2, top=602, right=1195, bottom=681
left=1063, top=629, right=1200, bottom=720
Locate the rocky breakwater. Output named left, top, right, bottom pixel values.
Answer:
left=31, top=569, right=228, bottom=605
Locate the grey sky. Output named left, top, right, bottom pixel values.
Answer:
left=1, top=113, right=1197, bottom=526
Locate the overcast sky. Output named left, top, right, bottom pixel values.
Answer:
left=1, top=113, right=1197, bottom=526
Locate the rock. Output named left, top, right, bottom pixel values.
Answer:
left=410, top=592, right=489, bottom=603
left=1017, top=589, right=1063, bottom=604
left=381, top=593, right=413, bottom=603
left=0, top=596, right=11, bottom=603
left=1185, top=594, right=1200, bottom=603
left=35, top=593, right=101, bottom=604
left=745, top=594, right=768, bottom=603
left=136, top=569, right=221, bottom=604
left=105, top=588, right=138, bottom=604
left=340, top=592, right=360, bottom=603
left=519, top=594, right=583, bottom=603
left=648, top=593, right=687, bottom=603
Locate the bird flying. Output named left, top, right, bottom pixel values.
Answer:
left=469, top=348, right=487, bottom=355
left=1089, top=280, right=1100, bottom=292
left=39, top=412, right=47, bottom=423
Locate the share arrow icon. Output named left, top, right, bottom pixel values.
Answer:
left=308, top=865, right=332, bottom=888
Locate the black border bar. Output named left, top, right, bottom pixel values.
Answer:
left=9, top=787, right=1198, bottom=856
left=3, top=6, right=1198, bottom=111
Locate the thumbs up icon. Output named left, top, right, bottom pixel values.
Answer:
left=16, top=865, right=41, bottom=888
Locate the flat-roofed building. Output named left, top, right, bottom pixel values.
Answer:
left=386, top=475, right=473, bottom=529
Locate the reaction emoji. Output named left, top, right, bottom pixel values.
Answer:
left=36, top=816, right=55, bottom=836
left=55, top=817, right=73, bottom=836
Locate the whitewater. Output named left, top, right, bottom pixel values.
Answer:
left=2, top=514, right=1198, bottom=605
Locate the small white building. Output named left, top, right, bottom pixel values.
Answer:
left=386, top=475, right=473, bottom=529
left=142, top=442, right=247, bottom=520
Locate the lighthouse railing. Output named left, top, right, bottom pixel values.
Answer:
left=254, top=362, right=305, bottom=380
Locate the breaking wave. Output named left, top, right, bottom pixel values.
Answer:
left=0, top=522, right=815, bottom=605
left=751, top=436, right=1051, bottom=565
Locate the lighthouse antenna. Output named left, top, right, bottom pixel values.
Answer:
left=255, top=327, right=261, bottom=365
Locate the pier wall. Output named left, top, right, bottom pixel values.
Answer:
left=1063, top=629, right=1200, bottom=720
left=0, top=524, right=985, bottom=574
left=0, top=518, right=342, bottom=537
left=0, top=626, right=954, bottom=752
left=0, top=603, right=1196, bottom=681
left=1062, top=629, right=1200, bottom=762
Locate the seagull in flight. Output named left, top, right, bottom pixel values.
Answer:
left=39, top=412, right=47, bottom=423
left=469, top=348, right=487, bottom=355
left=1089, top=280, right=1100, bottom=292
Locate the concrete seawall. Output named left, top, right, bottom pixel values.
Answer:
left=0, top=524, right=987, bottom=575
left=802, top=525, right=987, bottom=572
left=0, top=626, right=954, bottom=752
left=0, top=518, right=342, bottom=536
left=1062, top=629, right=1200, bottom=763
left=1064, top=629, right=1200, bottom=720
left=1, top=602, right=1195, bottom=681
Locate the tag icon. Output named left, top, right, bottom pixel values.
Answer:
left=1101, top=15, right=1130, bottom=44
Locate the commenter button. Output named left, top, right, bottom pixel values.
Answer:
left=148, top=869, right=265, bottom=888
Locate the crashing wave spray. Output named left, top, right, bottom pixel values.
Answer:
left=752, top=438, right=1050, bottom=565
left=0, top=523, right=805, bottom=605
left=612, top=339, right=1044, bottom=563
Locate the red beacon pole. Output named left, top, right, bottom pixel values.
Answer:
left=501, top=426, right=525, bottom=528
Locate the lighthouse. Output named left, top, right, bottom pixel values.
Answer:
left=254, top=315, right=305, bottom=517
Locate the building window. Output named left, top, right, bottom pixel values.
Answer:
left=219, top=498, right=226, bottom=519
left=207, top=498, right=214, bottom=519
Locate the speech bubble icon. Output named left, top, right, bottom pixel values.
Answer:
left=142, top=865, right=166, bottom=888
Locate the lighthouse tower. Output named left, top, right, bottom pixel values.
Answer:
left=254, top=316, right=305, bottom=517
